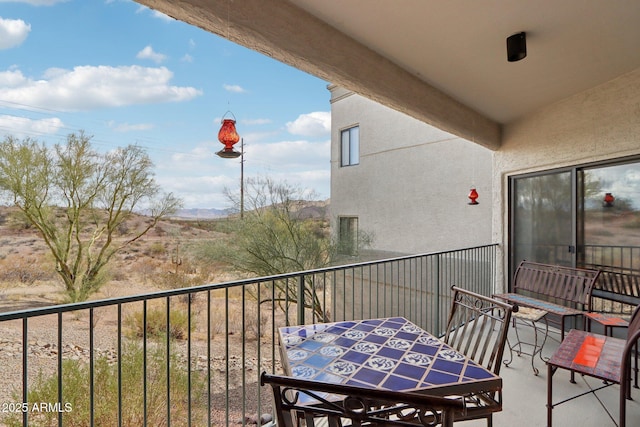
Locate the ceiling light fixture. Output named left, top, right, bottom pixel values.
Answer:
left=507, top=32, right=527, bottom=62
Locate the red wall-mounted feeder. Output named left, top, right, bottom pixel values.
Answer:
left=468, top=188, right=479, bottom=205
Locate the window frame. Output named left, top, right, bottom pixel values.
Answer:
left=340, top=126, right=360, bottom=167
left=338, top=216, right=359, bottom=255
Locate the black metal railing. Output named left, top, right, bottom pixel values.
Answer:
left=583, top=244, right=640, bottom=273
left=0, top=244, right=497, bottom=427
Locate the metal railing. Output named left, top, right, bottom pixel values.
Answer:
left=583, top=244, right=640, bottom=273
left=0, top=244, right=497, bottom=427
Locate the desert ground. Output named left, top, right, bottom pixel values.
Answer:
left=0, top=207, right=281, bottom=426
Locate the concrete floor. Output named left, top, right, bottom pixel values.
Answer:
left=463, top=320, right=640, bottom=427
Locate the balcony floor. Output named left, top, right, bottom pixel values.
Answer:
left=464, top=321, right=640, bottom=426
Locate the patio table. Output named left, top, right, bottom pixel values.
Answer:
left=277, top=316, right=502, bottom=412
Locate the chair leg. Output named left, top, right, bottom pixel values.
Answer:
left=634, top=341, right=639, bottom=389
left=621, top=388, right=627, bottom=427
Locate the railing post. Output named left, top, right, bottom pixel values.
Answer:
left=297, top=274, right=305, bottom=325
left=435, top=253, right=441, bottom=334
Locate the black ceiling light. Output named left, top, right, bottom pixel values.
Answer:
left=507, top=32, right=527, bottom=62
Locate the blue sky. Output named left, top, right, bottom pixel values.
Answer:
left=0, top=0, right=331, bottom=209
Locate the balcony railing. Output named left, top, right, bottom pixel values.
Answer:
left=0, top=244, right=497, bottom=427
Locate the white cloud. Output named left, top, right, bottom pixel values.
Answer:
left=132, top=3, right=173, bottom=21
left=247, top=139, right=330, bottom=169
left=181, top=53, right=193, bottom=63
left=0, top=17, right=31, bottom=50
left=157, top=144, right=239, bottom=209
left=107, top=121, right=154, bottom=132
left=0, top=115, right=64, bottom=138
left=223, top=84, right=246, bottom=93
left=286, top=111, right=330, bottom=137
left=0, top=66, right=202, bottom=111
left=151, top=10, right=174, bottom=22
left=154, top=138, right=330, bottom=209
left=136, top=45, right=167, bottom=64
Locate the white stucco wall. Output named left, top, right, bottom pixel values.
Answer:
left=330, top=86, right=493, bottom=255
left=494, top=67, right=640, bottom=290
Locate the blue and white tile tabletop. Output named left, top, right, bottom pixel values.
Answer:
left=279, top=317, right=501, bottom=400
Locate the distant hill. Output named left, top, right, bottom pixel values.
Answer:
left=172, top=199, right=330, bottom=220
left=172, top=208, right=233, bottom=219
left=290, top=200, right=330, bottom=220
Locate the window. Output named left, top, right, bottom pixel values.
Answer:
left=338, top=216, right=358, bottom=255
left=341, top=126, right=359, bottom=166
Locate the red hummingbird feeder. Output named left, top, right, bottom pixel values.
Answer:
left=216, top=112, right=241, bottom=158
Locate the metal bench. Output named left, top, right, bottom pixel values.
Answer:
left=588, top=265, right=640, bottom=316
left=493, top=261, right=601, bottom=340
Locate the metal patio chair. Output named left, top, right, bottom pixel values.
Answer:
left=547, top=304, right=640, bottom=427
left=442, top=286, right=516, bottom=427
left=261, top=372, right=464, bottom=427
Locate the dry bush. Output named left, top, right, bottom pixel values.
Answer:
left=5, top=343, right=208, bottom=427
left=209, top=304, right=228, bottom=338
left=244, top=304, right=269, bottom=339
left=125, top=307, right=195, bottom=340
left=147, top=241, right=166, bottom=257
left=0, top=256, right=55, bottom=285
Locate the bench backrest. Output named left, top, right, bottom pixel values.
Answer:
left=513, top=261, right=600, bottom=310
left=588, top=265, right=640, bottom=315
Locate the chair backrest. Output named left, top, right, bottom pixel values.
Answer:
left=623, top=304, right=640, bottom=362
left=443, top=286, right=516, bottom=375
left=261, top=372, right=463, bottom=427
left=619, top=304, right=640, bottom=427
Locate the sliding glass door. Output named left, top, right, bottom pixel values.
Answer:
left=510, top=158, right=640, bottom=279
left=511, top=171, right=574, bottom=274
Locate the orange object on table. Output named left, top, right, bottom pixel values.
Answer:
left=573, top=335, right=605, bottom=368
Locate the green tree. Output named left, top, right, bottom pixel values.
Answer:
left=0, top=132, right=182, bottom=302
left=202, top=176, right=335, bottom=321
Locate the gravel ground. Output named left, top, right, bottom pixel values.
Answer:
left=0, top=288, right=282, bottom=427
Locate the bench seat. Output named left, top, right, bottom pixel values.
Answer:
left=492, top=293, right=584, bottom=317
left=494, top=261, right=601, bottom=340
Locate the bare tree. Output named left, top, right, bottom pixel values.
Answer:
left=216, top=176, right=333, bottom=321
left=0, top=132, right=182, bottom=302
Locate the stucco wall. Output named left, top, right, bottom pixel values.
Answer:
left=494, top=67, right=640, bottom=290
left=330, top=86, right=493, bottom=255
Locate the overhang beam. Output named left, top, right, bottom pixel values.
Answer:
left=137, top=0, right=502, bottom=150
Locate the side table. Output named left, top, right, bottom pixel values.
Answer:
left=504, top=306, right=549, bottom=375
left=585, top=311, right=637, bottom=388
left=585, top=311, right=629, bottom=337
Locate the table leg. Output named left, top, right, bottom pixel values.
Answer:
left=504, top=314, right=548, bottom=375
left=503, top=336, right=514, bottom=368
left=547, top=363, right=556, bottom=427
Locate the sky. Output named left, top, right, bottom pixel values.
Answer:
left=0, top=0, right=331, bottom=210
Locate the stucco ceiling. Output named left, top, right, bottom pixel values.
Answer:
left=136, top=0, right=640, bottom=149
left=292, top=0, right=640, bottom=124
